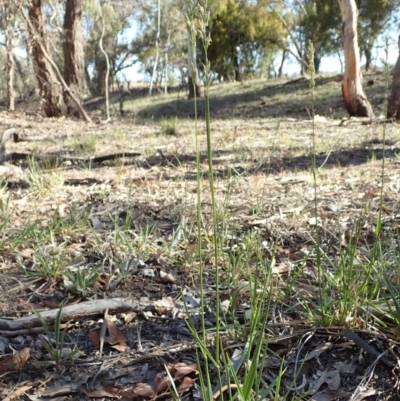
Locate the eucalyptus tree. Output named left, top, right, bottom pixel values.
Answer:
left=337, top=0, right=373, bottom=117
left=388, top=35, right=400, bottom=119
left=284, top=0, right=399, bottom=74
left=205, top=0, right=285, bottom=82
left=0, top=1, right=17, bottom=111
left=134, top=0, right=188, bottom=91
left=83, top=0, right=137, bottom=95
left=357, top=0, right=400, bottom=71
left=63, top=0, right=86, bottom=103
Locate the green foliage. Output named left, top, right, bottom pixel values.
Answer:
left=297, top=1, right=341, bottom=61
left=65, top=267, right=99, bottom=297
left=160, top=117, right=179, bottom=136
left=34, top=306, right=79, bottom=367
left=205, top=0, right=285, bottom=81
left=134, top=0, right=187, bottom=82
left=25, top=246, right=70, bottom=281
left=357, top=0, right=400, bottom=68
left=296, top=0, right=400, bottom=71
left=83, top=0, right=136, bottom=94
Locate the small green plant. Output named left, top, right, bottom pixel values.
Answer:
left=27, top=157, right=64, bottom=195
left=160, top=118, right=179, bottom=136
left=116, top=257, right=140, bottom=279
left=25, top=246, right=70, bottom=281
left=70, top=134, right=98, bottom=155
left=65, top=267, right=99, bottom=297
left=34, top=305, right=79, bottom=367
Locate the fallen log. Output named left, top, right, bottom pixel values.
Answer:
left=0, top=298, right=152, bottom=334
left=1, top=151, right=141, bottom=166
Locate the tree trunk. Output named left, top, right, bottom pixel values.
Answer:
left=364, top=46, right=372, bottom=71
left=314, top=45, right=321, bottom=74
left=278, top=49, right=287, bottom=78
left=164, top=31, right=171, bottom=93
left=97, top=0, right=110, bottom=121
left=63, top=0, right=86, bottom=113
left=337, top=0, right=374, bottom=117
left=27, top=0, right=68, bottom=117
left=95, top=56, right=107, bottom=95
left=387, top=35, right=400, bottom=120
left=187, top=37, right=201, bottom=99
left=233, top=48, right=242, bottom=82
left=5, top=29, right=15, bottom=111
left=188, top=77, right=201, bottom=98
left=1, top=1, right=15, bottom=111
left=149, top=0, right=161, bottom=95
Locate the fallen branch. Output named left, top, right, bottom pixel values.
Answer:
left=1, top=128, right=59, bottom=147
left=1, top=151, right=140, bottom=165
left=0, top=298, right=151, bottom=334
left=0, top=128, right=140, bottom=166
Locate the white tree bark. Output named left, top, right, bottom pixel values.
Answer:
left=164, top=31, right=171, bottom=94
left=1, top=2, right=15, bottom=111
left=149, top=0, right=161, bottom=95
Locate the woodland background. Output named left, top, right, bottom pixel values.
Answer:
left=0, top=0, right=399, bottom=119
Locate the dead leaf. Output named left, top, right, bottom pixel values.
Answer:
left=106, top=320, right=127, bottom=345
left=88, top=330, right=100, bottom=345
left=122, top=311, right=137, bottom=324
left=89, top=319, right=127, bottom=353
left=334, top=361, right=356, bottom=374
left=81, top=385, right=121, bottom=398
left=3, top=385, right=33, bottom=401
left=167, top=362, right=198, bottom=380
left=19, top=299, right=46, bottom=311
left=325, top=369, right=340, bottom=390
left=311, top=389, right=350, bottom=401
left=158, top=270, right=175, bottom=284
left=0, top=348, right=30, bottom=375
left=18, top=249, right=33, bottom=259
left=111, top=343, right=127, bottom=352
left=153, top=372, right=170, bottom=394
left=154, top=297, right=175, bottom=315
left=132, top=382, right=155, bottom=398
left=271, top=262, right=290, bottom=274
left=178, top=376, right=195, bottom=393
left=301, top=342, right=333, bottom=362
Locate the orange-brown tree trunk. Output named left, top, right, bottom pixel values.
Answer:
left=387, top=36, right=400, bottom=120
left=28, top=0, right=68, bottom=117
left=337, top=0, right=374, bottom=117
left=63, top=0, right=86, bottom=113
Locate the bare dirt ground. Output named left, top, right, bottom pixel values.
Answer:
left=0, top=72, right=400, bottom=400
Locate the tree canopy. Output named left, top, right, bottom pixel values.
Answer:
left=0, top=0, right=398, bottom=105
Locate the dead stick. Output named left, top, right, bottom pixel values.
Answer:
left=0, top=298, right=151, bottom=331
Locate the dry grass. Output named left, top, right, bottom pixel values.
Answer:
left=1, top=72, right=400, bottom=399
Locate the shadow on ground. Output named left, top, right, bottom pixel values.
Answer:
left=85, top=72, right=387, bottom=121
left=6, top=138, right=397, bottom=190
